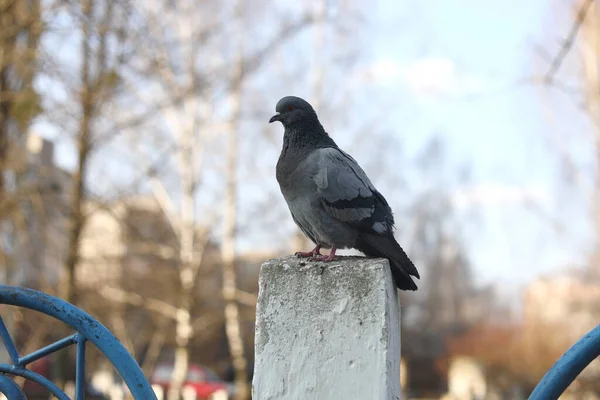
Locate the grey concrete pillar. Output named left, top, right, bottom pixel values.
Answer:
left=252, top=256, right=401, bottom=400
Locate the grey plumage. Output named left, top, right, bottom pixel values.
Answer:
left=270, top=96, right=420, bottom=291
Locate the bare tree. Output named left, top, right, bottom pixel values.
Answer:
left=114, top=3, right=323, bottom=398
left=0, top=0, right=44, bottom=370
left=0, top=0, right=43, bottom=283
left=574, top=0, right=600, bottom=273
left=221, top=4, right=248, bottom=397
left=539, top=0, right=600, bottom=274
left=33, top=0, right=137, bottom=387
left=30, top=0, right=134, bottom=302
left=62, top=0, right=94, bottom=305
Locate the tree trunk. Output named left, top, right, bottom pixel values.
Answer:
left=0, top=0, right=17, bottom=280
left=59, top=0, right=95, bottom=389
left=167, top=119, right=196, bottom=400
left=0, top=62, right=9, bottom=273
left=0, top=0, right=16, bottom=208
left=0, top=65, right=8, bottom=209
left=0, top=0, right=42, bottom=368
left=63, top=0, right=94, bottom=304
left=222, top=28, right=249, bottom=399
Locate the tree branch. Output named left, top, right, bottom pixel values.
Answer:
left=545, top=0, right=595, bottom=84
left=235, top=290, right=257, bottom=307
left=98, top=285, right=178, bottom=319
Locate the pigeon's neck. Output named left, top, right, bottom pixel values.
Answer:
left=276, top=118, right=337, bottom=186
left=282, top=119, right=337, bottom=153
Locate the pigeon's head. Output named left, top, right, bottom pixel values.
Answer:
left=269, top=96, right=317, bottom=126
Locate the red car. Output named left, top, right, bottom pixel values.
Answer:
left=150, top=362, right=231, bottom=399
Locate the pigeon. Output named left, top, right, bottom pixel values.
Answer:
left=269, top=95, right=420, bottom=291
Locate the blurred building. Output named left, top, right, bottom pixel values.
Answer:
left=78, top=193, right=278, bottom=381
left=78, top=195, right=180, bottom=287
left=78, top=193, right=279, bottom=289
left=524, top=273, right=600, bottom=341
left=1, top=134, right=71, bottom=287
left=524, top=273, right=600, bottom=386
left=440, top=356, right=527, bottom=400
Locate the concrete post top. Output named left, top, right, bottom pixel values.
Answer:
left=260, top=255, right=393, bottom=286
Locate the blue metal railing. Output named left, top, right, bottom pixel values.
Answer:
left=0, top=284, right=597, bottom=400
left=0, top=374, right=26, bottom=399
left=0, top=285, right=157, bottom=400
left=529, top=324, right=600, bottom=400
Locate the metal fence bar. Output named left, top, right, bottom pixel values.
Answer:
left=75, top=334, right=86, bottom=400
left=0, top=374, right=26, bottom=399
left=0, top=285, right=157, bottom=400
left=0, top=364, right=69, bottom=400
left=18, top=334, right=78, bottom=367
left=529, top=324, right=600, bottom=400
left=0, top=315, right=20, bottom=365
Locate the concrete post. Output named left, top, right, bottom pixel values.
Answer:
left=252, top=256, right=401, bottom=400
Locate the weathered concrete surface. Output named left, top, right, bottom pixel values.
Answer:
left=252, top=256, right=401, bottom=400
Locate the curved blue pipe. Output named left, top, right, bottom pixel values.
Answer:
left=0, top=285, right=157, bottom=400
left=0, top=374, right=26, bottom=399
left=0, top=364, right=69, bottom=400
left=529, top=324, right=600, bottom=400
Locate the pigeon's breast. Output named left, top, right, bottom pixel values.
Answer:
left=278, top=152, right=359, bottom=248
left=276, top=148, right=319, bottom=195
left=276, top=151, right=323, bottom=240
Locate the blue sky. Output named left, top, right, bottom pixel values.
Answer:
left=36, top=0, right=596, bottom=294
left=360, top=0, right=594, bottom=289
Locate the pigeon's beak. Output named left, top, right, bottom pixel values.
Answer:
left=269, top=113, right=281, bottom=123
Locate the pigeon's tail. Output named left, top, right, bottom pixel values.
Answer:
left=356, top=233, right=420, bottom=291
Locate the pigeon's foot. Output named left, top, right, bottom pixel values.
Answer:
left=309, top=247, right=337, bottom=262
left=295, top=245, right=322, bottom=258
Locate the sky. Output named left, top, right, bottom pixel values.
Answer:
left=361, top=0, right=595, bottom=289
left=34, top=0, right=597, bottom=295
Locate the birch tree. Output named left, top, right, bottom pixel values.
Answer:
left=221, top=4, right=247, bottom=397
left=121, top=2, right=321, bottom=398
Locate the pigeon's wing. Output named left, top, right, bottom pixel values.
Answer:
left=312, top=147, right=394, bottom=234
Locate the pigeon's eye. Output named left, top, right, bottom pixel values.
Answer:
left=288, top=105, right=294, bottom=111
